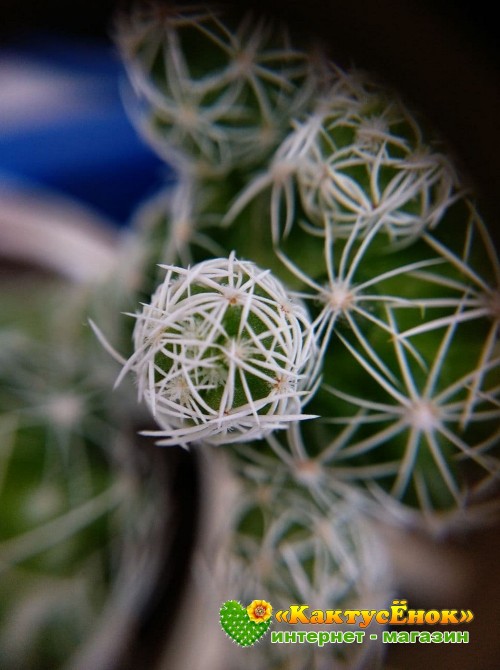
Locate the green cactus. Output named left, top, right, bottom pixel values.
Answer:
left=116, top=2, right=321, bottom=175
left=118, top=252, right=319, bottom=446
left=2, top=2, right=498, bottom=668
left=116, top=0, right=498, bottom=510
left=0, top=279, right=174, bottom=669
left=105, top=1, right=500, bottom=666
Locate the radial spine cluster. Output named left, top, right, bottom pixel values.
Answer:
left=116, top=2, right=320, bottom=174
left=122, top=253, right=318, bottom=446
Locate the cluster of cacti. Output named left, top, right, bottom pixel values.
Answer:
left=112, top=0, right=500, bottom=665
left=1, top=1, right=499, bottom=668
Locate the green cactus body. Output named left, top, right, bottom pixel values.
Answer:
left=97, top=2, right=500, bottom=667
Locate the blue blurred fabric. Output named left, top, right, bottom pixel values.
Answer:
left=0, top=35, right=170, bottom=226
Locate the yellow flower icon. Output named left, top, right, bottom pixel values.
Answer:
left=247, top=599, right=272, bottom=624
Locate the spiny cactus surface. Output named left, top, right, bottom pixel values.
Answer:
left=105, top=6, right=500, bottom=668
left=116, top=3, right=499, bottom=527
left=120, top=253, right=318, bottom=446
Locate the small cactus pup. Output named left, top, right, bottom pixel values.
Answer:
left=115, top=253, right=320, bottom=447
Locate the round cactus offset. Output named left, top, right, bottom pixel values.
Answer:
left=120, top=253, right=318, bottom=446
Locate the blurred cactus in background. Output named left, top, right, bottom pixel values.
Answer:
left=1, top=1, right=499, bottom=668
left=117, top=3, right=321, bottom=175
left=0, top=278, right=180, bottom=669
